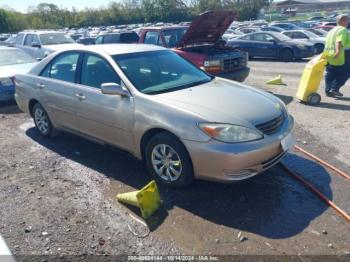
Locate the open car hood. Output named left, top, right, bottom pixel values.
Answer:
left=177, top=10, right=237, bottom=47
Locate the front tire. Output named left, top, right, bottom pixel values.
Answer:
left=145, top=132, right=194, bottom=188
left=32, top=103, right=56, bottom=137
left=279, top=49, right=293, bottom=62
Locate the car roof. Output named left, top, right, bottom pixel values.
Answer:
left=19, top=31, right=66, bottom=35
left=77, top=44, right=167, bottom=55
left=141, top=25, right=188, bottom=30
left=99, top=31, right=138, bottom=36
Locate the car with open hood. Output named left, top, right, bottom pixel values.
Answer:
left=15, top=44, right=295, bottom=187
left=139, top=11, right=250, bottom=82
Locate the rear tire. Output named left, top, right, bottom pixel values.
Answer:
left=144, top=132, right=194, bottom=188
left=279, top=49, right=293, bottom=62
left=32, top=103, right=57, bottom=137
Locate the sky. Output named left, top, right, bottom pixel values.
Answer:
left=0, top=0, right=119, bottom=13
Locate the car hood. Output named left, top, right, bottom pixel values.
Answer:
left=0, top=62, right=37, bottom=78
left=177, top=10, right=237, bottom=47
left=155, top=78, right=284, bottom=127
left=43, top=43, right=82, bottom=51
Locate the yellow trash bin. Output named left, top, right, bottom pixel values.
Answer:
left=296, top=54, right=327, bottom=105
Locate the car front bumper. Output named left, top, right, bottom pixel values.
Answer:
left=182, top=115, right=295, bottom=182
left=214, top=67, right=250, bottom=82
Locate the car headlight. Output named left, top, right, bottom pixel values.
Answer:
left=0, top=77, right=14, bottom=87
left=198, top=123, right=263, bottom=143
left=204, top=60, right=221, bottom=67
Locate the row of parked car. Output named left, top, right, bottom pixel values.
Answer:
left=2, top=11, right=336, bottom=105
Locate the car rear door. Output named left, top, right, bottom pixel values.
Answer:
left=74, top=52, right=134, bottom=151
left=36, top=51, right=81, bottom=131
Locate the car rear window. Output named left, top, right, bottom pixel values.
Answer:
left=120, top=32, right=139, bottom=43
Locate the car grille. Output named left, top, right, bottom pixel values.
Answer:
left=255, top=114, right=284, bottom=135
left=223, top=58, right=243, bottom=71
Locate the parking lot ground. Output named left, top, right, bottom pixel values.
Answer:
left=0, top=59, right=349, bottom=258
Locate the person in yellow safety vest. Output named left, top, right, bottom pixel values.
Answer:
left=324, top=14, right=350, bottom=97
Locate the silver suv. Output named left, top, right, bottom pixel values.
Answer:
left=15, top=31, right=82, bottom=60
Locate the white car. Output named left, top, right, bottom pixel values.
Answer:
left=14, top=31, right=82, bottom=60
left=282, top=30, right=325, bottom=54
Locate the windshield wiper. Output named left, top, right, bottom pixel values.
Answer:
left=144, top=78, right=213, bottom=95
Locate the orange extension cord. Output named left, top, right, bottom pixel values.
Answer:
left=280, top=145, right=350, bottom=223
left=294, top=145, right=350, bottom=181
left=280, top=163, right=350, bottom=223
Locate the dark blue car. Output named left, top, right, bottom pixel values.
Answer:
left=227, top=32, right=315, bottom=62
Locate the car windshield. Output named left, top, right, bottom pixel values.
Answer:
left=0, top=49, right=36, bottom=66
left=273, top=33, right=291, bottom=41
left=307, top=29, right=322, bottom=36
left=303, top=30, right=319, bottom=38
left=163, top=28, right=187, bottom=47
left=114, top=50, right=213, bottom=95
left=39, top=33, right=75, bottom=45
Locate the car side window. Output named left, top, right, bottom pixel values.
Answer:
left=295, top=32, right=308, bottom=39
left=16, top=33, right=26, bottom=45
left=144, top=31, right=160, bottom=45
left=264, top=34, right=275, bottom=42
left=40, top=52, right=79, bottom=83
left=252, top=34, right=264, bottom=41
left=95, top=36, right=103, bottom=44
left=32, top=34, right=40, bottom=44
left=80, top=53, right=121, bottom=89
left=24, top=34, right=33, bottom=46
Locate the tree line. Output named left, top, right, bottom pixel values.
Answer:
left=0, top=0, right=271, bottom=33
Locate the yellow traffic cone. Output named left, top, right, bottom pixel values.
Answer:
left=266, top=75, right=285, bottom=85
left=116, top=180, right=162, bottom=219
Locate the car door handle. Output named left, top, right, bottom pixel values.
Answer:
left=75, top=93, right=86, bottom=101
left=36, top=83, right=45, bottom=89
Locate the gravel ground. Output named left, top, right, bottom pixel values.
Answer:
left=0, top=59, right=349, bottom=261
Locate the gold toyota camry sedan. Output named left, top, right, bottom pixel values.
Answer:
left=15, top=44, right=295, bottom=187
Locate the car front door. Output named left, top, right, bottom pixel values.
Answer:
left=22, top=34, right=43, bottom=59
left=250, top=33, right=277, bottom=58
left=37, top=51, right=81, bottom=131
left=74, top=52, right=134, bottom=151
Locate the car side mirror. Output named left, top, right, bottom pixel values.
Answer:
left=101, top=83, right=129, bottom=97
left=32, top=42, right=41, bottom=48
